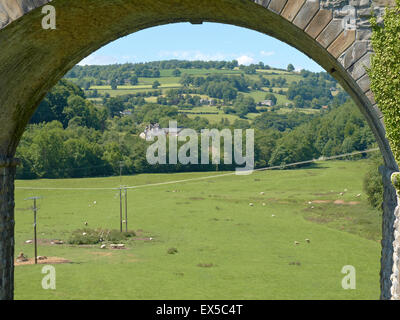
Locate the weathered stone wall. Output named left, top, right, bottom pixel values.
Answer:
left=0, top=162, right=17, bottom=300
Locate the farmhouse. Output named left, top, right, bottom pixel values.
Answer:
left=260, top=99, right=275, bottom=107
left=139, top=123, right=184, bottom=140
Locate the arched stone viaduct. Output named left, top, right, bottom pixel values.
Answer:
left=0, top=0, right=399, bottom=299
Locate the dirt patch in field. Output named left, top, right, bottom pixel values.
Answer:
left=309, top=200, right=360, bottom=205
left=188, top=197, right=205, bottom=200
left=15, top=257, right=70, bottom=266
left=312, top=192, right=337, bottom=196
left=311, top=200, right=332, bottom=204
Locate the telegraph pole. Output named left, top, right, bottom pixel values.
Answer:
left=124, top=187, right=128, bottom=232
left=25, top=196, right=41, bottom=264
left=119, top=160, right=124, bottom=232
left=119, top=187, right=123, bottom=232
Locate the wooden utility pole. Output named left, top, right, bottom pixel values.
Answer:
left=124, top=187, right=128, bottom=232
left=25, top=196, right=41, bottom=264
left=119, top=187, right=123, bottom=232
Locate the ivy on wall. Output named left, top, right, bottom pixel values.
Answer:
left=369, top=0, right=400, bottom=169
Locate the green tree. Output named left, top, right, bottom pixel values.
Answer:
left=152, top=80, right=161, bottom=89
left=110, top=79, right=118, bottom=90
left=172, top=69, right=181, bottom=77
left=264, top=93, right=277, bottom=105
left=130, top=76, right=138, bottom=86
left=363, top=154, right=384, bottom=208
left=287, top=64, right=295, bottom=72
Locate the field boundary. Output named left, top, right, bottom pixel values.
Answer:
left=15, top=148, right=379, bottom=191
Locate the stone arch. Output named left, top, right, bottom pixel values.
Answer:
left=0, top=0, right=398, bottom=299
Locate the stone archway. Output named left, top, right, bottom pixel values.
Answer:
left=0, top=0, right=398, bottom=300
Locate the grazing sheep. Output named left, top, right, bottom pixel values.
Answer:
left=16, top=252, right=28, bottom=262
left=271, top=214, right=275, bottom=217
left=308, top=201, right=312, bottom=205
left=25, top=240, right=33, bottom=244
left=339, top=192, right=344, bottom=196
left=356, top=193, right=361, bottom=197
left=84, top=222, right=88, bottom=226
left=100, top=244, right=106, bottom=249
left=260, top=192, right=265, bottom=195
left=305, top=239, right=310, bottom=243
left=82, top=232, right=87, bottom=236
left=249, top=203, right=254, bottom=206
left=294, top=241, right=300, bottom=245
left=93, top=201, right=97, bottom=205
left=262, top=203, right=266, bottom=206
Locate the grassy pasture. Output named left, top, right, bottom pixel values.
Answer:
left=14, top=160, right=381, bottom=299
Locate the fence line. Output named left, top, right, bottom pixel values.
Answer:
left=15, top=148, right=379, bottom=191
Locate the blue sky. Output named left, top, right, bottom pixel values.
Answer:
left=79, top=22, right=323, bottom=72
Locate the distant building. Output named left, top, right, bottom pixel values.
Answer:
left=140, top=123, right=184, bottom=140
left=260, top=99, right=275, bottom=107
left=322, top=105, right=329, bottom=110
left=200, top=98, right=212, bottom=105
left=120, top=110, right=132, bottom=116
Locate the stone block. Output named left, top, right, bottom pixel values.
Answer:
left=281, top=0, right=305, bottom=22
left=356, top=29, right=372, bottom=40
left=356, top=74, right=371, bottom=93
left=365, top=90, right=376, bottom=105
left=305, top=9, right=332, bottom=39
left=268, top=0, right=288, bottom=14
left=338, top=41, right=370, bottom=69
left=253, top=0, right=271, bottom=8
left=371, top=103, right=384, bottom=119
left=316, top=19, right=343, bottom=48
left=327, top=29, right=356, bottom=58
left=293, top=0, right=319, bottom=30
left=0, top=4, right=10, bottom=29
left=347, top=52, right=372, bottom=80
left=0, top=0, right=23, bottom=20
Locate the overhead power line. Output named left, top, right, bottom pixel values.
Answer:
left=15, top=148, right=379, bottom=191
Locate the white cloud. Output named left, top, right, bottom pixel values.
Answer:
left=78, top=54, right=137, bottom=65
left=158, top=50, right=228, bottom=61
left=260, top=50, right=275, bottom=57
left=236, top=55, right=255, bottom=66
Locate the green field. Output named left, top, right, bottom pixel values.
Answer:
left=82, top=67, right=318, bottom=123
left=14, top=160, right=382, bottom=299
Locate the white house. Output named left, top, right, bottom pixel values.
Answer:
left=140, top=123, right=184, bottom=140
